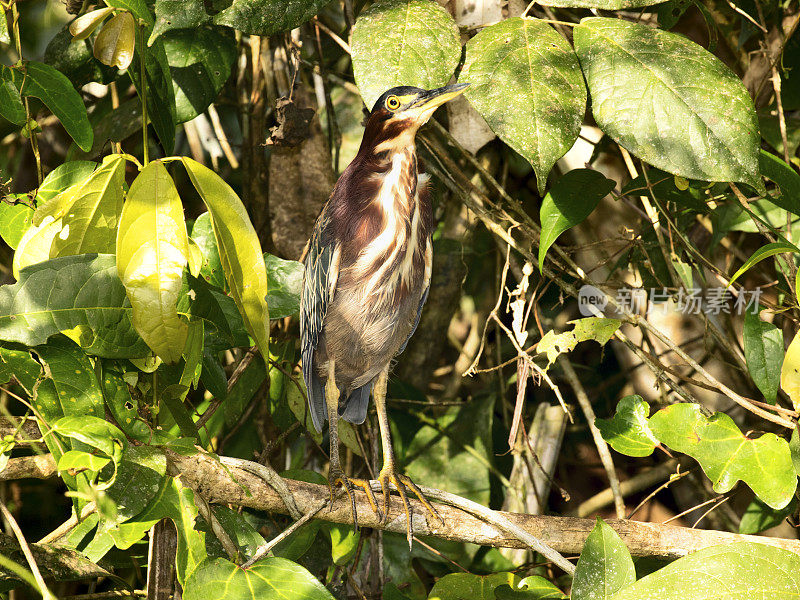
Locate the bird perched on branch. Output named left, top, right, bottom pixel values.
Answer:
left=300, top=82, right=468, bottom=534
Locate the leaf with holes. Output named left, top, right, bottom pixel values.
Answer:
left=462, top=18, right=587, bottom=194
left=574, top=18, right=761, bottom=190
left=117, top=161, right=190, bottom=364
left=351, top=0, right=461, bottom=110
left=537, top=318, right=620, bottom=365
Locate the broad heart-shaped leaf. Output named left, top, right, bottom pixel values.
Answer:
left=214, top=0, right=335, bottom=38
left=183, top=557, right=335, bottom=600
left=351, top=0, right=461, bottom=110
left=538, top=169, right=615, bottom=269
left=780, top=329, right=800, bottom=411
left=264, top=253, right=303, bottom=319
left=610, top=542, right=800, bottom=600
left=743, top=309, right=783, bottom=404
left=428, top=572, right=518, bottom=600
left=538, top=0, right=664, bottom=6
left=0, top=61, right=92, bottom=152
left=494, top=576, right=566, bottom=599
left=0, top=79, right=25, bottom=125
left=50, top=155, right=125, bottom=257
left=182, top=158, right=269, bottom=359
left=728, top=241, right=799, bottom=287
left=595, top=395, right=658, bottom=457
left=0, top=200, right=34, bottom=249
left=574, top=18, right=761, bottom=190
left=0, top=254, right=149, bottom=357
left=572, top=518, right=635, bottom=600
left=649, top=403, right=796, bottom=509
left=117, top=161, right=190, bottom=364
left=537, top=318, right=620, bottom=365
left=162, top=26, right=236, bottom=123
left=462, top=18, right=587, bottom=195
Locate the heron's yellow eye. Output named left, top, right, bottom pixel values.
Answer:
left=385, top=95, right=400, bottom=110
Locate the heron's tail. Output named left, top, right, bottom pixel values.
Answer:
left=339, top=381, right=373, bottom=425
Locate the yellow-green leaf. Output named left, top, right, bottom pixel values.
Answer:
left=181, top=157, right=269, bottom=358
left=12, top=217, right=62, bottom=278
left=537, top=317, right=620, bottom=365
left=780, top=330, right=800, bottom=411
left=50, top=155, right=125, bottom=257
left=93, top=11, right=136, bottom=70
left=117, top=161, right=189, bottom=363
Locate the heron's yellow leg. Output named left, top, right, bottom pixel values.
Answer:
left=373, top=367, right=442, bottom=545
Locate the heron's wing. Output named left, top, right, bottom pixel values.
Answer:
left=300, top=207, right=339, bottom=432
left=397, top=242, right=432, bottom=355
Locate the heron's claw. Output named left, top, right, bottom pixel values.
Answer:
left=378, top=467, right=442, bottom=546
left=327, top=470, right=381, bottom=530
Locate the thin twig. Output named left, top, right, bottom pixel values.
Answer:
left=0, top=500, right=55, bottom=599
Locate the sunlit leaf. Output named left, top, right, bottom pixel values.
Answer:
left=351, top=0, right=461, bottom=110
left=93, top=11, right=136, bottom=70
left=69, top=7, right=114, bottom=40
left=323, top=523, right=360, bottom=566
left=58, top=449, right=111, bottom=473
left=537, top=318, right=620, bottom=365
left=182, top=157, right=269, bottom=358
left=190, top=212, right=226, bottom=290
left=102, top=445, right=167, bottom=523
left=428, top=572, right=518, bottom=600
left=574, top=18, right=761, bottom=189
left=780, top=329, right=800, bottom=411
left=53, top=415, right=125, bottom=457
left=35, top=160, right=97, bottom=205
left=611, top=542, right=800, bottom=600
left=572, top=518, right=635, bottom=600
left=12, top=217, right=63, bottom=278
left=743, top=309, right=783, bottom=404
left=0, top=342, right=41, bottom=394
left=538, top=169, right=615, bottom=269
left=649, top=403, right=796, bottom=509
left=596, top=395, right=658, bottom=457
left=462, top=18, right=587, bottom=194
left=494, top=576, right=567, bottom=599
left=183, top=557, right=335, bottom=600
left=0, top=200, right=34, bottom=249
left=117, top=160, right=190, bottom=363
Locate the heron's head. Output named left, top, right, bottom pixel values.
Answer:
left=362, top=83, right=469, bottom=152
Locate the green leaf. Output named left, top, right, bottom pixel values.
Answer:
left=150, top=0, right=211, bottom=42
left=191, top=212, right=226, bottom=290
left=759, top=114, right=800, bottom=158
left=102, top=445, right=167, bottom=523
left=105, top=0, right=154, bottom=26
left=728, top=241, right=799, bottom=288
left=596, top=395, right=657, bottom=457
left=0, top=200, right=34, bottom=249
left=117, top=160, right=190, bottom=364
left=214, top=0, right=335, bottom=38
left=738, top=497, right=797, bottom=535
left=163, top=27, right=236, bottom=123
left=58, top=450, right=111, bottom=473
left=790, top=427, right=800, bottom=476
left=0, top=254, right=148, bottom=357
left=461, top=18, right=587, bottom=195
left=264, top=254, right=303, bottom=319
left=780, top=329, right=800, bottom=411
left=759, top=150, right=800, bottom=216
left=743, top=309, right=783, bottom=404
left=351, top=0, right=461, bottom=110
left=537, top=318, right=621, bottom=365
left=183, top=557, right=335, bottom=600
left=649, top=403, right=797, bottom=509
left=572, top=518, right=635, bottom=600
left=129, top=38, right=177, bottom=153
left=538, top=169, right=615, bottom=269
left=574, top=18, right=761, bottom=189
left=178, top=274, right=250, bottom=352
left=323, top=523, right=360, bottom=566
left=611, top=542, right=800, bottom=600
left=100, top=365, right=152, bottom=442
left=53, top=415, right=125, bottom=457
left=209, top=505, right=266, bottom=562
left=0, top=4, right=9, bottom=45
left=0, top=61, right=93, bottom=152
left=50, top=155, right=125, bottom=257
left=494, top=576, right=566, bottom=599
left=0, top=342, right=41, bottom=394
left=12, top=216, right=62, bottom=277
left=0, top=79, right=24, bottom=125
left=428, top=572, right=518, bottom=600
left=69, top=7, right=114, bottom=40
left=36, top=160, right=98, bottom=204
left=182, top=158, right=269, bottom=358
left=33, top=336, right=105, bottom=418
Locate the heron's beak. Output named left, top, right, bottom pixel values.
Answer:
left=412, top=82, right=470, bottom=122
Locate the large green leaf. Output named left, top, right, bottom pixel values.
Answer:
left=0, top=254, right=148, bottom=357
left=33, top=337, right=105, bottom=418
left=117, top=161, right=190, bottom=364
left=574, top=18, right=761, bottom=189
left=351, top=0, right=461, bottom=110
left=572, top=518, right=635, bottom=600
left=182, top=158, right=269, bottom=358
left=0, top=79, right=24, bottom=125
left=214, top=0, right=335, bottom=38
left=743, top=309, right=783, bottom=404
left=0, top=61, right=92, bottom=151
left=538, top=169, right=615, bottom=269
left=150, top=0, right=211, bottom=41
left=494, top=576, right=566, bottom=599
left=36, top=160, right=98, bottom=204
left=596, top=395, right=658, bottom=457
left=428, top=572, right=517, bottom=600
left=50, top=155, right=125, bottom=257
left=264, top=253, right=303, bottom=319
left=780, top=329, right=800, bottom=411
left=611, top=542, right=800, bottom=600
left=12, top=216, right=62, bottom=277
left=183, top=557, right=335, bottom=600
left=461, top=18, right=587, bottom=195
left=162, top=27, right=236, bottom=123
left=0, top=200, right=34, bottom=249
left=649, top=403, right=796, bottom=509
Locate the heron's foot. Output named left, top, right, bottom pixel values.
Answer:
left=327, top=469, right=380, bottom=530
left=377, top=466, right=443, bottom=533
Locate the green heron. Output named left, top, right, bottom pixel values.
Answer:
left=300, top=83, right=468, bottom=532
